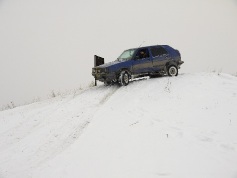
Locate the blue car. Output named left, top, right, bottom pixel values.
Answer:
left=92, top=45, right=184, bottom=86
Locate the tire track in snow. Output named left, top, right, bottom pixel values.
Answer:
left=29, top=85, right=120, bottom=167
left=0, top=86, right=120, bottom=177
left=0, top=96, right=74, bottom=151
left=0, top=87, right=92, bottom=144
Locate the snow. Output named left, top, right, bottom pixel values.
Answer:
left=0, top=73, right=237, bottom=178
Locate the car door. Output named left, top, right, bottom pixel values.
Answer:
left=132, top=48, right=153, bottom=74
left=150, top=46, right=171, bottom=71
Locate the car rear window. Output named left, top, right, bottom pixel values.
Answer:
left=150, top=46, right=168, bottom=57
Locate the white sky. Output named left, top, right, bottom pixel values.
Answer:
left=0, top=0, right=237, bottom=107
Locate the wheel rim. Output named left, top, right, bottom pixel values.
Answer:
left=124, top=73, right=129, bottom=84
left=169, top=66, right=177, bottom=76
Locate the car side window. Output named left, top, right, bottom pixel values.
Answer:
left=135, top=48, right=150, bottom=60
left=150, top=46, right=168, bottom=57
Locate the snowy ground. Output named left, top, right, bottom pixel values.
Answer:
left=0, top=73, right=237, bottom=178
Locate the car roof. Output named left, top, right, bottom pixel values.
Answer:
left=126, top=45, right=169, bottom=51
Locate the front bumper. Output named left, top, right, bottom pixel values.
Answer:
left=92, top=68, right=116, bottom=82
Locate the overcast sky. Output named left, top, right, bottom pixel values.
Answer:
left=0, top=0, right=237, bottom=107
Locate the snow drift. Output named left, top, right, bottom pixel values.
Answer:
left=0, top=73, right=237, bottom=178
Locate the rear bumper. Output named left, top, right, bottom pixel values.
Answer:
left=179, top=61, right=184, bottom=65
left=178, top=61, right=184, bottom=69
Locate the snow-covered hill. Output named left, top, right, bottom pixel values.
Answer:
left=0, top=73, right=237, bottom=178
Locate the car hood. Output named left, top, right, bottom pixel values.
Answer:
left=97, top=60, right=121, bottom=68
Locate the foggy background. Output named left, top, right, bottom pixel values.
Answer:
left=0, top=0, right=237, bottom=107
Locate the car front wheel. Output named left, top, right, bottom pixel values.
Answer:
left=168, top=66, right=178, bottom=76
left=119, top=71, right=129, bottom=86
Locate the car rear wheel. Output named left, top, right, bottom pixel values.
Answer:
left=168, top=66, right=178, bottom=76
left=119, top=71, right=129, bottom=86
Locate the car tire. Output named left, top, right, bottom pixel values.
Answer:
left=168, top=65, right=178, bottom=76
left=119, top=71, right=129, bottom=86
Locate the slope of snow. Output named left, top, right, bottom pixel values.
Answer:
left=0, top=73, right=237, bottom=178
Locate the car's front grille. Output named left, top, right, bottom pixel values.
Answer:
left=93, top=68, right=105, bottom=74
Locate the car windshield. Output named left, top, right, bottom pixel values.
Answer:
left=116, top=49, right=136, bottom=61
